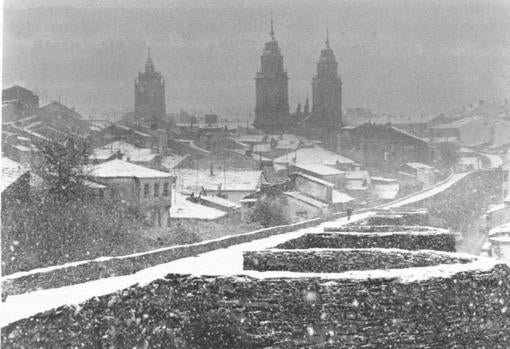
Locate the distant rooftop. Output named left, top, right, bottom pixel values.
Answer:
left=292, top=163, right=344, bottom=176
left=92, top=141, right=157, bottom=162
left=273, top=145, right=354, bottom=166
left=170, top=192, right=227, bottom=220
left=176, top=169, right=262, bottom=192
left=199, top=195, right=241, bottom=210
left=87, top=159, right=172, bottom=179
left=406, top=162, right=434, bottom=170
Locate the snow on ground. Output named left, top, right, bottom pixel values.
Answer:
left=170, top=193, right=227, bottom=220
left=0, top=169, right=479, bottom=327
left=0, top=212, right=372, bottom=327
left=479, top=152, right=503, bottom=168
left=388, top=172, right=470, bottom=208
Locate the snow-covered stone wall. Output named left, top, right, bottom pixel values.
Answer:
left=275, top=231, right=457, bottom=251
left=3, top=264, right=510, bottom=347
left=243, top=248, right=472, bottom=273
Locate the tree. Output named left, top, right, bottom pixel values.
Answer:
left=249, top=196, right=290, bottom=227
left=34, top=137, right=91, bottom=200
left=436, top=143, right=459, bottom=170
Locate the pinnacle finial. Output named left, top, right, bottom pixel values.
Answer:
left=325, top=27, right=330, bottom=49
left=270, top=12, right=275, bottom=40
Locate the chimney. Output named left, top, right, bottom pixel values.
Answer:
left=210, top=163, right=214, bottom=176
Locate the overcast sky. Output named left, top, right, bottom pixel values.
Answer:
left=3, top=0, right=510, bottom=120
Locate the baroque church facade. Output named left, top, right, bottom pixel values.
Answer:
left=254, top=21, right=343, bottom=150
left=134, top=49, right=166, bottom=123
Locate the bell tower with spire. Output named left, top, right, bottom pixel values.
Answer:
left=311, top=29, right=343, bottom=149
left=134, top=47, right=166, bottom=123
left=254, top=15, right=290, bottom=133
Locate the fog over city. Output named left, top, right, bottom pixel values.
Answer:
left=4, top=0, right=510, bottom=119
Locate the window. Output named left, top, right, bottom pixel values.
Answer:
left=504, top=171, right=509, bottom=182
left=143, top=183, right=149, bottom=198
left=163, top=182, right=169, bottom=197
left=154, top=183, right=160, bottom=197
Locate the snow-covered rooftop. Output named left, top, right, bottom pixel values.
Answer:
left=284, top=191, right=328, bottom=208
left=332, top=190, right=355, bottom=204
left=199, top=195, right=241, bottom=209
left=371, top=176, right=398, bottom=183
left=292, top=163, right=344, bottom=176
left=406, top=162, right=434, bottom=170
left=170, top=193, right=227, bottom=220
left=87, top=159, right=172, bottom=179
left=92, top=141, right=157, bottom=162
left=293, top=172, right=335, bottom=187
left=1, top=157, right=29, bottom=192
left=267, top=134, right=301, bottom=149
left=273, top=146, right=355, bottom=166
left=176, top=169, right=262, bottom=192
left=161, top=154, right=188, bottom=170
left=114, top=124, right=152, bottom=137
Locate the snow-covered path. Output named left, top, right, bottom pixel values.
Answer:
left=0, top=213, right=373, bottom=327
left=388, top=172, right=471, bottom=208
left=0, top=170, right=479, bottom=327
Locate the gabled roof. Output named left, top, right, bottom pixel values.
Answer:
left=87, top=159, right=172, bottom=179
left=273, top=146, right=354, bottom=166
left=39, top=101, right=83, bottom=120
left=161, top=154, right=189, bottom=170
left=92, top=141, right=157, bottom=162
left=292, top=163, right=344, bottom=176
left=2, top=85, right=35, bottom=97
left=1, top=157, right=29, bottom=192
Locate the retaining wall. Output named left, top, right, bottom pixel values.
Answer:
left=324, top=225, right=445, bottom=233
left=275, top=231, right=457, bottom=251
left=3, top=216, right=325, bottom=297
left=243, top=249, right=472, bottom=273
left=365, top=209, right=429, bottom=226
left=3, top=262, right=510, bottom=348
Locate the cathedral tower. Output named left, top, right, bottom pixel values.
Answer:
left=312, top=29, right=343, bottom=130
left=311, top=29, right=343, bottom=149
left=135, top=48, right=166, bottom=123
left=254, top=16, right=290, bottom=133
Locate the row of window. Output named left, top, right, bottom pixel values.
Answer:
left=143, top=182, right=170, bottom=198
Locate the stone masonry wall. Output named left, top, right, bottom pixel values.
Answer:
left=324, top=225, right=445, bottom=233
left=3, top=217, right=326, bottom=297
left=3, top=266, right=510, bottom=348
left=275, top=232, right=457, bottom=251
left=243, top=249, right=472, bottom=273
